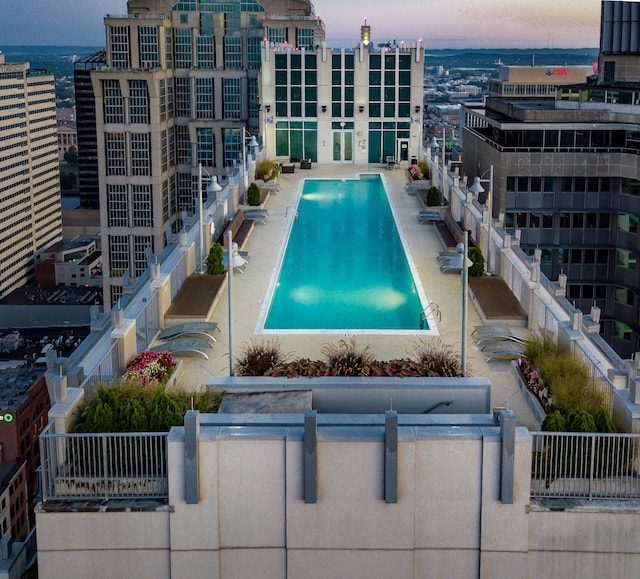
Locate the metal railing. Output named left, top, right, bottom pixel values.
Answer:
left=80, top=340, right=121, bottom=400
left=39, top=423, right=169, bottom=502
left=531, top=432, right=640, bottom=501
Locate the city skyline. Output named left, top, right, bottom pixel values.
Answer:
left=0, top=0, right=604, bottom=48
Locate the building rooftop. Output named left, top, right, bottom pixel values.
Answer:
left=0, top=368, right=44, bottom=410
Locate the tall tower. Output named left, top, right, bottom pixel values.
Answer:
left=0, top=53, right=62, bottom=299
left=95, top=0, right=325, bottom=308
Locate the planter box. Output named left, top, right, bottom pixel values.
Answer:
left=511, top=360, right=546, bottom=426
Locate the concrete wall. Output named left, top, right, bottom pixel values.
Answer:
left=35, top=416, right=640, bottom=578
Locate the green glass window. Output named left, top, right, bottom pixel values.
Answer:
left=291, top=71, right=302, bottom=85
left=332, top=54, right=341, bottom=68
left=305, top=54, right=317, bottom=68
left=290, top=54, right=301, bottom=69
left=384, top=103, right=395, bottom=117
left=398, top=103, right=410, bottom=117
left=369, top=87, right=381, bottom=101
left=305, top=70, right=317, bottom=85
left=370, top=54, right=381, bottom=69
left=398, top=87, right=410, bottom=101
left=369, top=103, right=381, bottom=117
left=385, top=70, right=395, bottom=84
left=275, top=70, right=287, bottom=85
left=304, top=103, right=317, bottom=117
left=399, top=54, right=411, bottom=69
left=345, top=87, right=354, bottom=101
left=332, top=71, right=341, bottom=84
left=384, top=55, right=395, bottom=69
left=398, top=71, right=411, bottom=86
left=344, top=54, right=354, bottom=69
left=291, top=102, right=301, bottom=117
left=369, top=71, right=381, bottom=86
left=275, top=54, right=287, bottom=69
left=305, top=86, right=317, bottom=101
left=345, top=103, right=353, bottom=117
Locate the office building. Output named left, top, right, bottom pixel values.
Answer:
left=487, top=64, right=595, bottom=97
left=74, top=50, right=107, bottom=209
left=461, top=0, right=640, bottom=357
left=260, top=38, right=424, bottom=165
left=0, top=54, right=62, bottom=300
left=94, top=0, right=325, bottom=308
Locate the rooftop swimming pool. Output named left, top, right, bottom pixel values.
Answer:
left=257, top=174, right=437, bottom=334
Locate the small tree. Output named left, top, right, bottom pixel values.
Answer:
left=149, top=390, right=183, bottom=432
left=468, top=247, right=485, bottom=276
left=246, top=182, right=261, bottom=206
left=541, top=411, right=566, bottom=432
left=426, top=186, right=440, bottom=207
left=206, top=242, right=225, bottom=275
left=64, top=146, right=78, bottom=165
left=566, top=409, right=597, bottom=433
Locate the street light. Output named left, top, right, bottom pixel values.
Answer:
left=468, top=165, right=494, bottom=274
left=429, top=128, right=447, bottom=205
left=241, top=129, right=260, bottom=205
left=447, top=231, right=472, bottom=376
left=198, top=163, right=222, bottom=273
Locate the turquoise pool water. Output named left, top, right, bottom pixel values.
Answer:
left=260, top=174, right=430, bottom=333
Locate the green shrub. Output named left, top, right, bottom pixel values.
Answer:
left=149, top=390, right=184, bottom=432
left=235, top=338, right=290, bottom=376
left=566, top=409, right=597, bottom=432
left=418, top=161, right=430, bottom=179
left=594, top=407, right=617, bottom=433
left=541, top=411, right=566, bottom=432
left=426, top=186, right=440, bottom=207
left=206, top=242, right=225, bottom=275
left=246, top=182, right=261, bottom=206
left=468, top=246, right=485, bottom=276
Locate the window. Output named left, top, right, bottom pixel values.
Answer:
left=132, top=185, right=152, bottom=227
left=130, top=133, right=150, bottom=176
left=159, top=79, right=167, bottom=121
left=617, top=249, right=637, bottom=270
left=110, top=26, right=130, bottom=68
left=175, top=77, right=191, bottom=117
left=195, top=78, right=214, bottom=119
left=105, top=133, right=127, bottom=176
left=175, top=28, right=193, bottom=68
left=297, top=28, right=315, bottom=49
left=615, top=286, right=634, bottom=306
left=619, top=213, right=639, bottom=234
left=224, top=36, right=242, bottom=70
left=103, top=80, right=124, bottom=124
left=161, top=129, right=168, bottom=173
left=268, top=27, right=286, bottom=43
left=176, top=125, right=191, bottom=164
left=138, top=26, right=159, bottom=67
left=107, top=185, right=128, bottom=227
left=129, top=80, right=149, bottom=124
left=196, top=128, right=213, bottom=165
left=109, top=235, right=130, bottom=277
left=196, top=35, right=214, bottom=69
left=223, top=78, right=241, bottom=119
left=133, top=235, right=153, bottom=277
left=177, top=172, right=193, bottom=212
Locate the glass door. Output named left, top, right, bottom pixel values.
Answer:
left=332, top=130, right=354, bottom=162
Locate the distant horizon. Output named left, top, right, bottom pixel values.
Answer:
left=0, top=43, right=601, bottom=51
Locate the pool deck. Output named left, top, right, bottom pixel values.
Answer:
left=156, top=163, right=538, bottom=429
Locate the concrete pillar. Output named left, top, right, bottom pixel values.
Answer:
left=151, top=273, right=172, bottom=329
left=111, top=318, right=137, bottom=372
left=184, top=410, right=200, bottom=504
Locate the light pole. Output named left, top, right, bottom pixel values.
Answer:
left=226, top=229, right=234, bottom=376
left=198, top=163, right=222, bottom=273
left=429, top=128, right=447, bottom=206
left=448, top=231, right=472, bottom=376
left=241, top=130, right=259, bottom=205
left=468, top=165, right=494, bottom=274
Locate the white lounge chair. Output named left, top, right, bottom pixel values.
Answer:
left=149, top=337, right=212, bottom=359
left=157, top=321, right=220, bottom=343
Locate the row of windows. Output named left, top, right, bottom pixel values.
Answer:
left=502, top=84, right=557, bottom=96
left=507, top=176, right=612, bottom=194
left=505, top=211, right=611, bottom=230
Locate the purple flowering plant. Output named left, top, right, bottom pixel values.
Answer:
left=123, top=350, right=176, bottom=385
left=519, top=358, right=555, bottom=412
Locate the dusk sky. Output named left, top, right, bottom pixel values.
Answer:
left=0, top=0, right=603, bottom=48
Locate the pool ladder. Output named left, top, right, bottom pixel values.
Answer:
left=420, top=302, right=441, bottom=329
left=285, top=205, right=299, bottom=221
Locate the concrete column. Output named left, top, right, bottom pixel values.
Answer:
left=111, top=318, right=137, bottom=372
left=184, top=410, right=200, bottom=504
left=151, top=273, right=171, bottom=328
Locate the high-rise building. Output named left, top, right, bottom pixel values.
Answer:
left=74, top=50, right=107, bottom=209
left=0, top=54, right=62, bottom=300
left=94, top=0, right=325, bottom=308
left=461, top=0, right=640, bottom=358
